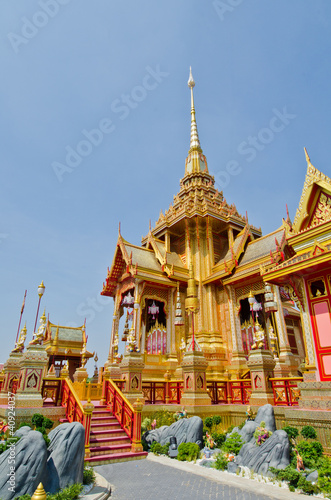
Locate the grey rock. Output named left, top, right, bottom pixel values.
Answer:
left=0, top=429, right=47, bottom=500
left=235, top=429, right=290, bottom=474
left=229, top=404, right=277, bottom=445
left=41, top=422, right=85, bottom=493
left=227, top=462, right=239, bottom=473
left=14, top=425, right=32, bottom=438
left=143, top=416, right=203, bottom=448
left=306, top=470, right=318, bottom=483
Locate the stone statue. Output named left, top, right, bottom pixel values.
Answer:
left=251, top=322, right=265, bottom=349
left=12, top=326, right=27, bottom=353
left=30, top=314, right=46, bottom=345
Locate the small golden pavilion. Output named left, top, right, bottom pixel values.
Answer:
left=101, top=69, right=306, bottom=382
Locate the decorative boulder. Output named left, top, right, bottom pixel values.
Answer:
left=235, top=429, right=290, bottom=474
left=0, top=430, right=47, bottom=500
left=41, top=422, right=85, bottom=493
left=229, top=404, right=277, bottom=444
left=143, top=416, right=203, bottom=448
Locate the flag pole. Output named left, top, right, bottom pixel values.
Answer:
left=16, top=290, right=27, bottom=343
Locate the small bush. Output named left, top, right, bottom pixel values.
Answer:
left=282, top=426, right=299, bottom=441
left=269, top=465, right=301, bottom=489
left=301, top=425, right=317, bottom=440
left=177, top=442, right=200, bottom=462
left=211, top=432, right=226, bottom=448
left=150, top=441, right=169, bottom=456
left=212, top=415, right=221, bottom=426
left=148, top=410, right=175, bottom=428
left=296, top=440, right=323, bottom=469
left=31, top=413, right=44, bottom=428
left=226, top=424, right=234, bottom=433
left=214, top=453, right=228, bottom=471
left=237, top=421, right=245, bottom=430
left=47, top=483, right=83, bottom=499
left=222, top=432, right=244, bottom=455
left=141, top=417, right=151, bottom=432
left=18, top=422, right=32, bottom=430
left=83, top=464, right=96, bottom=485
left=204, top=417, right=213, bottom=429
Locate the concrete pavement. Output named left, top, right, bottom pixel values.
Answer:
left=95, top=454, right=311, bottom=500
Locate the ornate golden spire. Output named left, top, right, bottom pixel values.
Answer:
left=185, top=68, right=208, bottom=176
left=188, top=67, right=201, bottom=152
left=304, top=147, right=311, bottom=165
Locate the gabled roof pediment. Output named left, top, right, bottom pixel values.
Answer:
left=292, top=149, right=331, bottom=233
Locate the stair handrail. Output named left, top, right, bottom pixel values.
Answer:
left=103, top=378, right=143, bottom=453
left=61, top=377, right=94, bottom=457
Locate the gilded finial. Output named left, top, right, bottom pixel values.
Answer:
left=304, top=147, right=311, bottom=164
left=187, top=67, right=201, bottom=152
left=31, top=482, right=47, bottom=500
left=188, top=66, right=195, bottom=89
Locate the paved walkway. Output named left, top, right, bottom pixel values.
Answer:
left=95, top=455, right=309, bottom=500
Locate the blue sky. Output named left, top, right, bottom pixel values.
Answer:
left=1, top=0, right=331, bottom=372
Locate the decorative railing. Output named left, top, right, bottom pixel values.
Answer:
left=61, top=378, right=94, bottom=456
left=206, top=380, right=252, bottom=405
left=207, top=381, right=228, bottom=404
left=104, top=378, right=143, bottom=452
left=230, top=380, right=252, bottom=405
left=168, top=381, right=183, bottom=404
left=142, top=380, right=183, bottom=404
left=270, top=377, right=303, bottom=406
left=112, top=379, right=125, bottom=391
left=41, top=378, right=62, bottom=405
left=72, top=380, right=103, bottom=402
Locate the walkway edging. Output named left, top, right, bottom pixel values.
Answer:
left=81, top=471, right=111, bottom=500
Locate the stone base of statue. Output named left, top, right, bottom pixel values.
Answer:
left=120, top=352, right=145, bottom=404
left=247, top=348, right=276, bottom=406
left=180, top=349, right=211, bottom=406
left=15, top=344, right=49, bottom=408
left=73, top=366, right=88, bottom=383
left=0, top=351, right=23, bottom=405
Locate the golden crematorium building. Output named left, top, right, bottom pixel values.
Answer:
left=101, top=69, right=307, bottom=388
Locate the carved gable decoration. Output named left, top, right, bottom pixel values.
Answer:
left=309, top=191, right=331, bottom=229
left=292, top=150, right=331, bottom=233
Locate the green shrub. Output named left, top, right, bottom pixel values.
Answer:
left=221, top=432, right=244, bottom=455
left=47, top=483, right=83, bottom=499
left=214, top=453, right=229, bottom=471
left=269, top=465, right=301, bottom=489
left=212, top=415, right=221, bottom=426
left=211, top=432, right=226, bottom=448
left=141, top=417, right=151, bottom=432
left=317, top=456, right=331, bottom=494
left=226, top=424, right=234, bottom=433
left=15, top=495, right=31, bottom=500
left=150, top=441, right=169, bottom=456
left=297, top=475, right=319, bottom=495
left=31, top=413, right=44, bottom=428
left=0, top=437, right=20, bottom=456
left=204, top=417, right=213, bottom=429
left=18, top=422, right=32, bottom=430
left=148, top=410, right=175, bottom=428
left=282, top=426, right=299, bottom=441
left=177, top=442, right=200, bottom=462
left=237, top=420, right=245, bottom=430
left=83, top=464, right=95, bottom=485
left=296, top=440, right=323, bottom=468
left=301, top=425, right=317, bottom=440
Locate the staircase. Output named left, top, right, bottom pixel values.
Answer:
left=84, top=404, right=147, bottom=465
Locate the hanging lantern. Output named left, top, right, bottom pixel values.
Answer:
left=174, top=283, right=184, bottom=326
left=264, top=284, right=278, bottom=313
left=148, top=301, right=159, bottom=319
left=121, top=291, right=135, bottom=307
